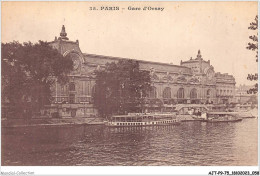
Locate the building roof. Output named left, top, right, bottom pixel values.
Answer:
left=83, top=53, right=193, bottom=75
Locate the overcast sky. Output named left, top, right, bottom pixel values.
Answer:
left=2, top=1, right=258, bottom=85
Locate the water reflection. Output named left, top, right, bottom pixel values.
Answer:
left=1, top=119, right=258, bottom=166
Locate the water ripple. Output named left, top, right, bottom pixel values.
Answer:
left=2, top=118, right=258, bottom=166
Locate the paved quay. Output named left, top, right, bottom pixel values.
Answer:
left=1, top=117, right=105, bottom=128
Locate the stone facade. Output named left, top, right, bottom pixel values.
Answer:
left=235, top=84, right=257, bottom=104
left=48, top=26, right=236, bottom=118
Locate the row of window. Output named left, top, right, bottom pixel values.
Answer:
left=57, top=82, right=95, bottom=96
left=115, top=120, right=175, bottom=126
left=57, top=83, right=215, bottom=101
left=55, top=96, right=92, bottom=103
left=216, top=89, right=233, bottom=96
left=116, top=122, right=144, bottom=126
left=148, top=87, right=212, bottom=99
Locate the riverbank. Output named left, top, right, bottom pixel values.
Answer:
left=2, top=110, right=257, bottom=128
left=2, top=115, right=187, bottom=128
left=1, top=117, right=105, bottom=128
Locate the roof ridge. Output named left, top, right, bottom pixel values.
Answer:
left=83, top=53, right=190, bottom=69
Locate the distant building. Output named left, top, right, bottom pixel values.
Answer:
left=235, top=84, right=257, bottom=104
left=47, top=26, right=236, bottom=117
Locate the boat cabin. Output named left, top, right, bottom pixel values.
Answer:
left=106, top=113, right=179, bottom=127
left=175, top=104, right=209, bottom=115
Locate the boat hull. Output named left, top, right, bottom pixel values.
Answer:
left=205, top=119, right=242, bottom=123
left=238, top=112, right=256, bottom=118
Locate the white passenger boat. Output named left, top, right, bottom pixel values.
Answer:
left=105, top=113, right=180, bottom=127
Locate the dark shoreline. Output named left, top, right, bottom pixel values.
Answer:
left=1, top=117, right=105, bottom=128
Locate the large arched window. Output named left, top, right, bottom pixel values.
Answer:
left=163, top=87, right=171, bottom=99
left=177, top=88, right=185, bottom=99
left=82, top=81, right=91, bottom=96
left=207, top=89, right=211, bottom=97
left=89, top=85, right=97, bottom=103
left=69, top=82, right=75, bottom=91
left=206, top=89, right=213, bottom=104
left=61, top=85, right=67, bottom=95
left=91, top=85, right=96, bottom=97
left=69, top=94, right=75, bottom=103
left=190, top=88, right=197, bottom=99
left=148, top=86, right=157, bottom=98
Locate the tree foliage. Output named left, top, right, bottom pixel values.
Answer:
left=93, top=60, right=152, bottom=117
left=247, top=15, right=258, bottom=61
left=246, top=15, right=258, bottom=94
left=2, top=41, right=73, bottom=118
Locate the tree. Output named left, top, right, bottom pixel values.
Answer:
left=93, top=59, right=151, bottom=117
left=246, top=15, right=258, bottom=94
left=2, top=41, right=73, bottom=118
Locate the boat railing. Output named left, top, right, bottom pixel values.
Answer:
left=111, top=113, right=176, bottom=122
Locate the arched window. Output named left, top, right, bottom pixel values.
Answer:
left=148, top=86, right=157, bottom=98
left=177, top=88, right=185, bottom=99
left=92, top=85, right=96, bottom=97
left=207, top=89, right=211, bottom=97
left=69, top=94, right=75, bottom=103
left=69, top=82, right=75, bottom=91
left=151, top=74, right=159, bottom=80
left=190, top=88, right=197, bottom=99
left=163, top=87, right=171, bottom=99
left=84, top=81, right=91, bottom=96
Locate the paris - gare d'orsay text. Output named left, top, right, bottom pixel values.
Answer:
left=89, top=6, right=164, bottom=11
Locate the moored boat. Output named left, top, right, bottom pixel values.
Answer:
left=206, top=112, right=242, bottom=123
left=105, top=113, right=180, bottom=127
left=236, top=108, right=258, bottom=118
left=175, top=104, right=209, bottom=121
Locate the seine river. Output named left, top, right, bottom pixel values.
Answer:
left=1, top=118, right=258, bottom=166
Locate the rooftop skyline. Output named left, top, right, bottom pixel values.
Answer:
left=2, top=1, right=258, bottom=85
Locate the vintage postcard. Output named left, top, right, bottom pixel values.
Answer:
left=1, top=1, right=258, bottom=175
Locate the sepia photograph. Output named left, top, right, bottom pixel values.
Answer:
left=1, top=1, right=259, bottom=175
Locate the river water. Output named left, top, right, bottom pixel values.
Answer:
left=1, top=118, right=258, bottom=166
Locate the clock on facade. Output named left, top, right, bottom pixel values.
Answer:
left=206, top=69, right=214, bottom=80
left=67, top=52, right=81, bottom=70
